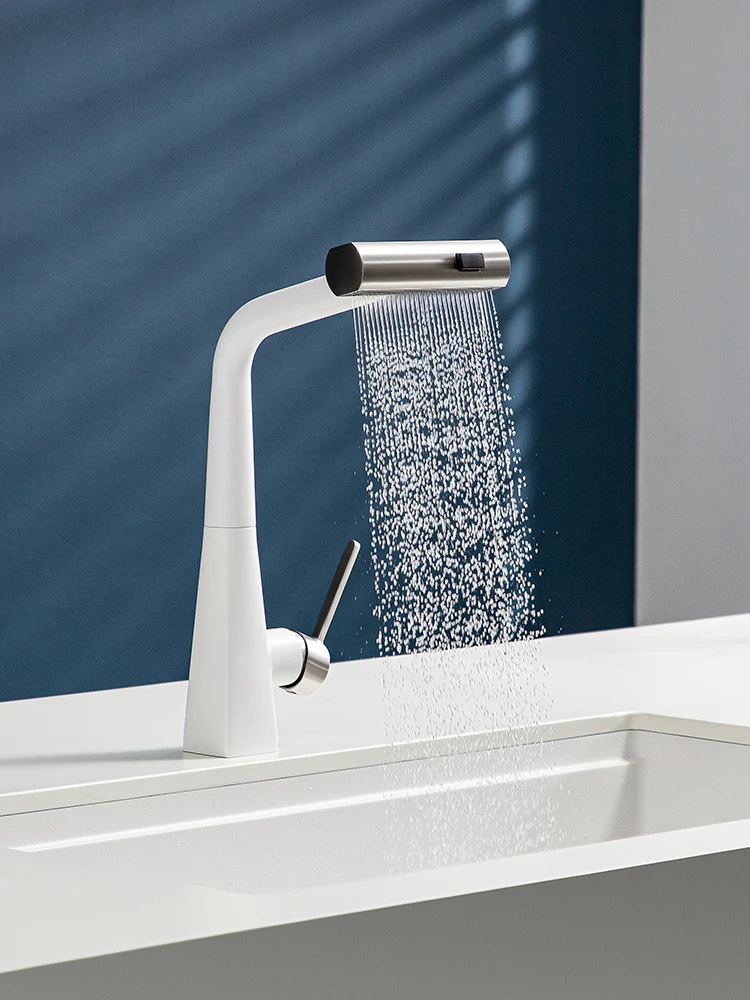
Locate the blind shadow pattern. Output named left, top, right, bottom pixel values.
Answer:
left=0, top=0, right=641, bottom=699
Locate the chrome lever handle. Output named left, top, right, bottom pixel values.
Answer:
left=312, top=539, right=361, bottom=643
left=273, top=540, right=361, bottom=697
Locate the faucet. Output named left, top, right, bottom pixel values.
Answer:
left=183, top=240, right=511, bottom=757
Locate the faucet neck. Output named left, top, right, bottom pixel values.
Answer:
left=203, top=276, right=356, bottom=528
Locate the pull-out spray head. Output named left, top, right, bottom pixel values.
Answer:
left=325, top=240, right=510, bottom=295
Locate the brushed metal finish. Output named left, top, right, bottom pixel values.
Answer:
left=312, top=540, right=361, bottom=643
left=281, top=540, right=360, bottom=695
left=281, top=634, right=330, bottom=695
left=325, top=240, right=511, bottom=294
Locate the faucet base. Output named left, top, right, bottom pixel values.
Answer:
left=183, top=527, right=278, bottom=758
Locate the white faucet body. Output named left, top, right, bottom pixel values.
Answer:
left=183, top=277, right=360, bottom=758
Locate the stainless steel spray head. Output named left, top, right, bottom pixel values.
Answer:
left=325, top=240, right=511, bottom=295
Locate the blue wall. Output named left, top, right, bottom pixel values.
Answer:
left=0, top=0, right=641, bottom=701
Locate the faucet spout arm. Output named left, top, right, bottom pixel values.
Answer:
left=203, top=276, right=356, bottom=529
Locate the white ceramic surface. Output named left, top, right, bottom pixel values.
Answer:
left=3, top=615, right=750, bottom=975
left=3, top=729, right=750, bottom=897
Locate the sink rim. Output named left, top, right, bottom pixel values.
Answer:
left=3, top=712, right=750, bottom=820
left=4, top=719, right=750, bottom=977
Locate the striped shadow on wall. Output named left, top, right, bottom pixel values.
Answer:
left=0, top=0, right=641, bottom=699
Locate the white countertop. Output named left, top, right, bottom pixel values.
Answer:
left=2, top=614, right=750, bottom=974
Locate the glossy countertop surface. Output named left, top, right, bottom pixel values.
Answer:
left=2, top=614, right=750, bottom=973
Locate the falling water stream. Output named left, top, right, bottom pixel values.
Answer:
left=353, top=290, right=557, bottom=866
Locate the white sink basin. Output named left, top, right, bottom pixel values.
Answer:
left=3, top=726, right=750, bottom=897
left=7, top=622, right=750, bottom=997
